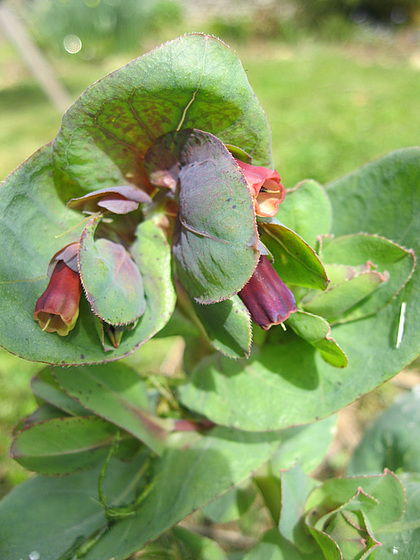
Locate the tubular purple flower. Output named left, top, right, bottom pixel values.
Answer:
left=34, top=260, right=82, bottom=336
left=239, top=255, right=297, bottom=330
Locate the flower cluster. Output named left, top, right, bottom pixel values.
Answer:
left=34, top=129, right=297, bottom=352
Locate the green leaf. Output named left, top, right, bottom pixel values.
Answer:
left=259, top=221, right=329, bottom=290
left=152, top=129, right=259, bottom=303
left=302, top=269, right=386, bottom=320
left=271, top=415, right=337, bottom=474
left=326, top=148, right=420, bottom=383
left=305, top=470, right=405, bottom=532
left=347, top=387, right=420, bottom=475
left=275, top=179, right=333, bottom=248
left=0, top=148, right=175, bottom=365
left=374, top=472, right=420, bottom=559
left=305, top=471, right=406, bottom=560
left=10, top=416, right=117, bottom=475
left=79, top=214, right=146, bottom=325
left=172, top=526, right=228, bottom=560
left=191, top=295, right=252, bottom=359
left=52, top=34, right=273, bottom=196
left=287, top=310, right=348, bottom=367
left=306, top=233, right=416, bottom=324
left=54, top=362, right=170, bottom=455
left=202, top=480, right=256, bottom=523
left=70, top=428, right=281, bottom=560
left=242, top=528, right=324, bottom=560
left=31, top=367, right=91, bottom=416
left=0, top=455, right=149, bottom=559
left=180, top=151, right=420, bottom=430
left=279, top=463, right=319, bottom=553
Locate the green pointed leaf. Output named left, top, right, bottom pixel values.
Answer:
left=10, top=416, right=117, bottom=475
left=52, top=34, right=272, bottom=196
left=31, top=367, right=91, bottom=416
left=149, top=129, right=259, bottom=303
left=79, top=214, right=146, bottom=326
left=54, top=362, right=170, bottom=455
left=275, top=179, right=333, bottom=248
left=347, top=387, right=420, bottom=475
left=0, top=455, right=149, bottom=559
left=287, top=310, right=348, bottom=367
left=313, top=233, right=416, bottom=323
left=191, top=295, right=252, bottom=359
left=259, top=221, right=329, bottom=290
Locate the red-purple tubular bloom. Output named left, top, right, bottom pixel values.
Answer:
left=34, top=260, right=82, bottom=336
left=239, top=255, right=297, bottom=330
left=236, top=159, right=285, bottom=218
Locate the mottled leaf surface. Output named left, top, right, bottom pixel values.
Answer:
left=157, top=129, right=259, bottom=303
left=52, top=34, right=273, bottom=197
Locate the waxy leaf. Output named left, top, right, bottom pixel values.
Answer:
left=259, top=221, right=329, bottom=290
left=316, top=233, right=416, bottom=323
left=147, top=129, right=259, bottom=303
left=0, top=455, right=149, bottom=559
left=10, top=416, right=117, bottom=475
left=326, top=148, right=420, bottom=384
left=76, top=428, right=281, bottom=560
left=305, top=470, right=405, bottom=559
left=302, top=270, right=386, bottom=322
left=79, top=214, right=146, bottom=326
left=191, top=295, right=252, bottom=359
left=374, top=472, right=420, bottom=559
left=54, top=362, right=170, bottom=455
left=287, top=310, right=348, bottom=367
left=52, top=34, right=273, bottom=197
left=275, top=179, right=332, bottom=248
left=31, top=367, right=91, bottom=417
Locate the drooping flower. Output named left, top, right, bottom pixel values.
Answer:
left=239, top=255, right=297, bottom=330
left=34, top=243, right=81, bottom=336
left=34, top=260, right=82, bottom=336
left=236, top=159, right=285, bottom=217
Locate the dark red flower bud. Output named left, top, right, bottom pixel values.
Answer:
left=239, top=255, right=297, bottom=330
left=236, top=159, right=285, bottom=217
left=34, top=260, right=82, bottom=336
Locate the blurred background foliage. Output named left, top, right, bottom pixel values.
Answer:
left=0, top=0, right=419, bottom=511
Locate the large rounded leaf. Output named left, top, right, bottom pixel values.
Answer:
left=0, top=147, right=175, bottom=364
left=160, top=129, right=259, bottom=303
left=179, top=149, right=420, bottom=430
left=52, top=34, right=273, bottom=197
left=79, top=214, right=146, bottom=326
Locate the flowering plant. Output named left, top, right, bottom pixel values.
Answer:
left=0, top=35, right=419, bottom=559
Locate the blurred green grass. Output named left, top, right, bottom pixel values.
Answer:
left=0, top=28, right=419, bottom=495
